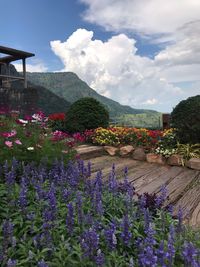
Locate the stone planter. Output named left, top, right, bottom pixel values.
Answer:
left=167, top=154, right=184, bottom=166
left=104, top=146, right=119, bottom=156
left=186, top=158, right=200, bottom=170
left=119, top=145, right=134, bottom=157
left=146, top=153, right=166, bottom=164
left=132, top=147, right=146, bottom=161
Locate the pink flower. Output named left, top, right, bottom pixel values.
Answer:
left=15, top=139, right=22, bottom=145
left=5, top=141, right=13, bottom=148
left=2, top=130, right=17, bottom=138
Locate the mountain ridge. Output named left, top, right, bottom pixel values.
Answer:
left=26, top=71, right=159, bottom=117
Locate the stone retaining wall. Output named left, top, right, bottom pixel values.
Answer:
left=103, top=145, right=200, bottom=171
left=0, top=86, right=38, bottom=115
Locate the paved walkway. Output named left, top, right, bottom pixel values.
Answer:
left=77, top=145, right=200, bottom=228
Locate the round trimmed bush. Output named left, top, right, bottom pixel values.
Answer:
left=171, top=95, right=200, bottom=144
left=65, top=97, right=109, bottom=133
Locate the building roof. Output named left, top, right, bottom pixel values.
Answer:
left=0, top=45, right=35, bottom=64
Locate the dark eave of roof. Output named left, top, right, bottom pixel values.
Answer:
left=0, top=45, right=35, bottom=64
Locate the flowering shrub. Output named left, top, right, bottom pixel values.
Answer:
left=92, top=127, right=163, bottom=147
left=154, top=129, right=181, bottom=158
left=92, top=128, right=120, bottom=146
left=155, top=146, right=177, bottom=158
left=48, top=113, right=65, bottom=131
left=0, top=160, right=200, bottom=266
left=0, top=113, right=75, bottom=164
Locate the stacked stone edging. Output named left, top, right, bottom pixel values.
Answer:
left=103, top=145, right=200, bottom=171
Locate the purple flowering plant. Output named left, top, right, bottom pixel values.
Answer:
left=0, top=158, right=200, bottom=266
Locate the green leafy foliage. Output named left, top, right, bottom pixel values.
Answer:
left=64, top=97, right=109, bottom=133
left=171, top=95, right=200, bottom=144
left=177, top=143, right=200, bottom=160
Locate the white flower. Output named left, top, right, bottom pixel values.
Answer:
left=27, top=147, right=34, bottom=151
left=18, top=119, right=28, bottom=124
left=32, top=114, right=42, bottom=121
left=112, top=233, right=117, bottom=245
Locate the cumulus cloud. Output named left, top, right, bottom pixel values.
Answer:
left=154, top=21, right=200, bottom=83
left=80, top=0, right=200, bottom=40
left=155, top=21, right=200, bottom=66
left=14, top=60, right=48, bottom=72
left=50, top=28, right=200, bottom=112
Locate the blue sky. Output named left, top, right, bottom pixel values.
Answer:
left=1, top=0, right=200, bottom=112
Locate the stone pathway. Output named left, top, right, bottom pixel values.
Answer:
left=76, top=145, right=200, bottom=228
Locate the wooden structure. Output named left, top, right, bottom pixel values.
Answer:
left=76, top=145, right=200, bottom=228
left=0, top=45, right=34, bottom=88
left=162, top=113, right=171, bottom=129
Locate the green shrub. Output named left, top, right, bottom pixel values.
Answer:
left=65, top=97, right=109, bottom=133
left=171, top=95, right=200, bottom=144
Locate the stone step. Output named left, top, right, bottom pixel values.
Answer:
left=76, top=145, right=104, bottom=160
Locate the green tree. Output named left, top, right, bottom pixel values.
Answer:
left=171, top=95, right=200, bottom=144
left=64, top=97, right=109, bottom=133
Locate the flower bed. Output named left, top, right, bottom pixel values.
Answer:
left=1, top=160, right=200, bottom=266
left=92, top=127, right=163, bottom=148
left=89, top=127, right=200, bottom=169
left=0, top=112, right=75, bottom=165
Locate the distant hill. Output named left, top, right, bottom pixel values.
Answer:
left=26, top=72, right=158, bottom=117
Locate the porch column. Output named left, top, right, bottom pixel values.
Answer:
left=22, top=58, right=27, bottom=88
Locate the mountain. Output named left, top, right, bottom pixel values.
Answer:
left=26, top=72, right=158, bottom=117
left=2, top=65, right=71, bottom=115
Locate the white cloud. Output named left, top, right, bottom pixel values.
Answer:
left=155, top=21, right=200, bottom=66
left=143, top=98, right=158, bottom=105
left=47, top=1, right=200, bottom=112
left=80, top=0, right=200, bottom=40
left=50, top=28, right=200, bottom=112
left=14, top=60, right=48, bottom=72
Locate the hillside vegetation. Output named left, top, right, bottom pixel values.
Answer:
left=26, top=72, right=159, bottom=118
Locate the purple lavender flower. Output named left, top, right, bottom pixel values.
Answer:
left=143, top=208, right=151, bottom=232
left=138, top=224, right=157, bottom=266
left=48, top=184, right=57, bottom=217
left=108, top=164, right=118, bottom=194
left=104, top=221, right=117, bottom=250
left=95, top=249, right=105, bottom=266
left=139, top=245, right=157, bottom=267
left=120, top=214, right=132, bottom=246
left=157, top=240, right=166, bottom=266
left=81, top=228, right=99, bottom=259
left=7, top=259, right=17, bottom=267
left=76, top=191, right=84, bottom=225
left=62, top=188, right=71, bottom=202
left=182, top=242, right=199, bottom=267
left=2, top=219, right=14, bottom=246
left=165, top=225, right=175, bottom=266
left=85, top=212, right=94, bottom=226
left=66, top=161, right=80, bottom=187
left=4, top=161, right=16, bottom=189
left=38, top=259, right=49, bottom=267
left=77, top=160, right=85, bottom=175
left=66, top=202, right=74, bottom=234
left=155, top=184, right=167, bottom=208
left=139, top=194, right=147, bottom=211
left=117, top=167, right=135, bottom=198
left=93, top=171, right=104, bottom=215
left=18, top=179, right=28, bottom=212
left=176, top=206, right=183, bottom=233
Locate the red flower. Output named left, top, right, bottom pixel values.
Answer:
left=48, top=113, right=65, bottom=121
